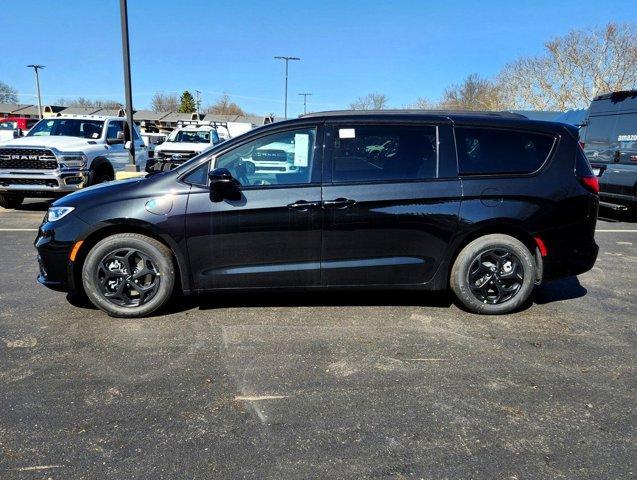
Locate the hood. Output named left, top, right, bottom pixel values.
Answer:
left=156, top=141, right=210, bottom=153
left=53, top=177, right=147, bottom=207
left=2, top=135, right=102, bottom=151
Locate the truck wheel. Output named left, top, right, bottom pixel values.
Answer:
left=0, top=194, right=24, bottom=209
left=450, top=234, right=536, bottom=315
left=81, top=233, right=175, bottom=318
left=90, top=170, right=113, bottom=186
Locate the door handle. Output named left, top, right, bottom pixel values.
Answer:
left=287, top=200, right=321, bottom=211
left=323, top=198, right=356, bottom=209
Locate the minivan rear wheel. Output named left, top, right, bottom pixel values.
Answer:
left=450, top=234, right=535, bottom=315
left=81, top=233, right=175, bottom=318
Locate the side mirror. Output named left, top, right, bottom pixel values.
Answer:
left=208, top=168, right=240, bottom=202
left=106, top=132, right=125, bottom=145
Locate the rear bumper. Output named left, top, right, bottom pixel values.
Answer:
left=543, top=240, right=599, bottom=281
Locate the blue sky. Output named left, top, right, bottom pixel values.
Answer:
left=1, top=0, right=635, bottom=117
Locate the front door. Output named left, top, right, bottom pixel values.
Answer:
left=185, top=125, right=323, bottom=289
left=321, top=122, right=461, bottom=286
left=105, top=120, right=128, bottom=172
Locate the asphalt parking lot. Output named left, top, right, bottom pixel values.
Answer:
left=0, top=200, right=635, bottom=479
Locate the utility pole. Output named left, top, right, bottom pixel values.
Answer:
left=274, top=56, right=300, bottom=119
left=26, top=65, right=45, bottom=119
left=298, top=92, right=312, bottom=115
left=119, top=0, right=136, bottom=168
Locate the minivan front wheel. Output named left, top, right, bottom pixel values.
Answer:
left=82, top=233, right=175, bottom=318
left=450, top=234, right=535, bottom=314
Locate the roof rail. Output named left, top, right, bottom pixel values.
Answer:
left=300, top=109, right=527, bottom=119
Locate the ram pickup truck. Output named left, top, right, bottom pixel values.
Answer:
left=0, top=115, right=148, bottom=209
left=151, top=125, right=221, bottom=166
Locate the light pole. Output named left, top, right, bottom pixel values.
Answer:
left=274, top=56, right=300, bottom=119
left=119, top=0, right=136, bottom=168
left=26, top=65, right=45, bottom=119
left=298, top=92, right=312, bottom=115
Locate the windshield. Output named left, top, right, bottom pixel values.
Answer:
left=169, top=130, right=211, bottom=143
left=27, top=119, right=105, bottom=139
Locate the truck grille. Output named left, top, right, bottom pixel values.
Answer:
left=0, top=178, right=59, bottom=187
left=0, top=148, right=58, bottom=170
left=157, top=150, right=197, bottom=161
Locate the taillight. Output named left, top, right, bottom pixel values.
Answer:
left=575, top=144, right=598, bottom=194
left=579, top=175, right=599, bottom=194
left=579, top=141, right=585, bottom=150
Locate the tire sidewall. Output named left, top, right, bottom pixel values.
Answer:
left=82, top=234, right=175, bottom=318
left=451, top=235, right=536, bottom=315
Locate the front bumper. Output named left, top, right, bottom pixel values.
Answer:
left=35, top=213, right=89, bottom=293
left=0, top=169, right=88, bottom=194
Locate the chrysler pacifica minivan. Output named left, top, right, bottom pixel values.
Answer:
left=35, top=111, right=599, bottom=317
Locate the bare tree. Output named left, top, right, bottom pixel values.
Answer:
left=151, top=92, right=179, bottom=112
left=438, top=73, right=506, bottom=111
left=412, top=97, right=437, bottom=110
left=56, top=97, right=122, bottom=109
left=0, top=81, right=19, bottom=103
left=498, top=22, right=637, bottom=110
left=203, top=93, right=247, bottom=116
left=350, top=93, right=389, bottom=110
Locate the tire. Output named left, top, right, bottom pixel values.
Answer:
left=450, top=234, right=536, bottom=315
left=81, top=233, right=175, bottom=318
left=90, top=168, right=113, bottom=186
left=0, top=194, right=24, bottom=209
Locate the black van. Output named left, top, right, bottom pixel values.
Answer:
left=35, top=111, right=599, bottom=318
left=579, top=90, right=637, bottom=213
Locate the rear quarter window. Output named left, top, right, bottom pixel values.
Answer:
left=455, top=127, right=555, bottom=175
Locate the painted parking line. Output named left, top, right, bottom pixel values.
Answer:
left=596, top=229, right=637, bottom=233
left=0, top=228, right=39, bottom=231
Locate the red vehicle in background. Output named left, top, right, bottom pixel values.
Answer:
left=0, top=117, right=40, bottom=142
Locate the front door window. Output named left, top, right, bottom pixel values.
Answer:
left=215, top=128, right=317, bottom=186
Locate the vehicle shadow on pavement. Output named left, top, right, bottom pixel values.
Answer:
left=533, top=275, right=587, bottom=304
left=13, top=200, right=52, bottom=212
left=164, top=289, right=454, bottom=314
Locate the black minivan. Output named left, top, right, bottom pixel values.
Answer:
left=579, top=90, right=637, bottom=213
left=35, top=111, right=599, bottom=317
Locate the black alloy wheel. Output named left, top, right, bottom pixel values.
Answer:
left=96, top=248, right=161, bottom=307
left=81, top=233, right=175, bottom=318
left=467, top=248, right=523, bottom=304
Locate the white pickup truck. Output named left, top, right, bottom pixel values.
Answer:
left=0, top=115, right=148, bottom=209
left=152, top=125, right=222, bottom=165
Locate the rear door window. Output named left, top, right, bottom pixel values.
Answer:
left=455, top=127, right=555, bottom=175
left=331, top=125, right=438, bottom=183
left=582, top=115, right=617, bottom=163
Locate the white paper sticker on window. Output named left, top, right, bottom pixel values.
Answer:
left=294, top=133, right=309, bottom=167
left=339, top=128, right=356, bottom=139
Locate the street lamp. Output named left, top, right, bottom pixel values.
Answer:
left=26, top=65, right=45, bottom=119
left=274, top=56, right=300, bottom=119
left=298, top=92, right=312, bottom=115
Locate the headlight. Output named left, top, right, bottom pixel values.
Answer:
left=46, top=206, right=75, bottom=222
left=58, top=153, right=87, bottom=168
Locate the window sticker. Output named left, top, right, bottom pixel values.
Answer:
left=294, top=133, right=309, bottom=167
left=339, top=128, right=356, bottom=139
